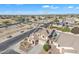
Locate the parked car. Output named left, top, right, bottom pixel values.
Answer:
left=7, top=35, right=12, bottom=38
left=20, top=31, right=24, bottom=33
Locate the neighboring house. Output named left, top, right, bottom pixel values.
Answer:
left=63, top=17, right=75, bottom=27
left=59, top=17, right=76, bottom=27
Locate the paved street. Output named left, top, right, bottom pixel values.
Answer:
left=0, top=28, right=36, bottom=52
left=0, top=22, right=52, bottom=53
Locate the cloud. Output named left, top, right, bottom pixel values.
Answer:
left=68, top=6, right=74, bottom=9
left=42, top=5, right=59, bottom=9
left=42, top=5, right=50, bottom=8
left=50, top=6, right=59, bottom=9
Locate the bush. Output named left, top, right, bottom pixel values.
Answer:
left=71, top=27, right=79, bottom=34
left=43, top=43, right=51, bottom=52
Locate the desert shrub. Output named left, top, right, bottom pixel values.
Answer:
left=71, top=27, right=79, bottom=34
left=43, top=43, right=51, bottom=52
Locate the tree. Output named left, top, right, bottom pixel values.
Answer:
left=43, top=43, right=51, bottom=52
left=71, top=27, right=79, bottom=34
left=3, top=21, right=10, bottom=25
left=2, top=21, right=11, bottom=29
left=59, top=16, right=63, bottom=19
left=16, top=17, right=25, bottom=24
left=54, top=18, right=59, bottom=25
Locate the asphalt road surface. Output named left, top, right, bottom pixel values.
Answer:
left=2, top=49, right=20, bottom=54
left=0, top=22, right=53, bottom=53
left=0, top=28, right=36, bottom=52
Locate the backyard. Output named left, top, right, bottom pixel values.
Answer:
left=49, top=25, right=71, bottom=32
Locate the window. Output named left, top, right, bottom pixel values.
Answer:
left=42, top=36, right=44, bottom=38
left=32, top=41, right=34, bottom=44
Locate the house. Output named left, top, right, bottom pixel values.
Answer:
left=27, top=33, right=39, bottom=46
left=63, top=17, right=75, bottom=27
left=27, top=28, right=49, bottom=46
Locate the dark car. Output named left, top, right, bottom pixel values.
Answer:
left=7, top=35, right=12, bottom=38
left=20, top=31, right=24, bottom=33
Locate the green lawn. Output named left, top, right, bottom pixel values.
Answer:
left=49, top=26, right=71, bottom=32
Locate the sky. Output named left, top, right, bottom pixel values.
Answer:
left=0, top=4, right=79, bottom=15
